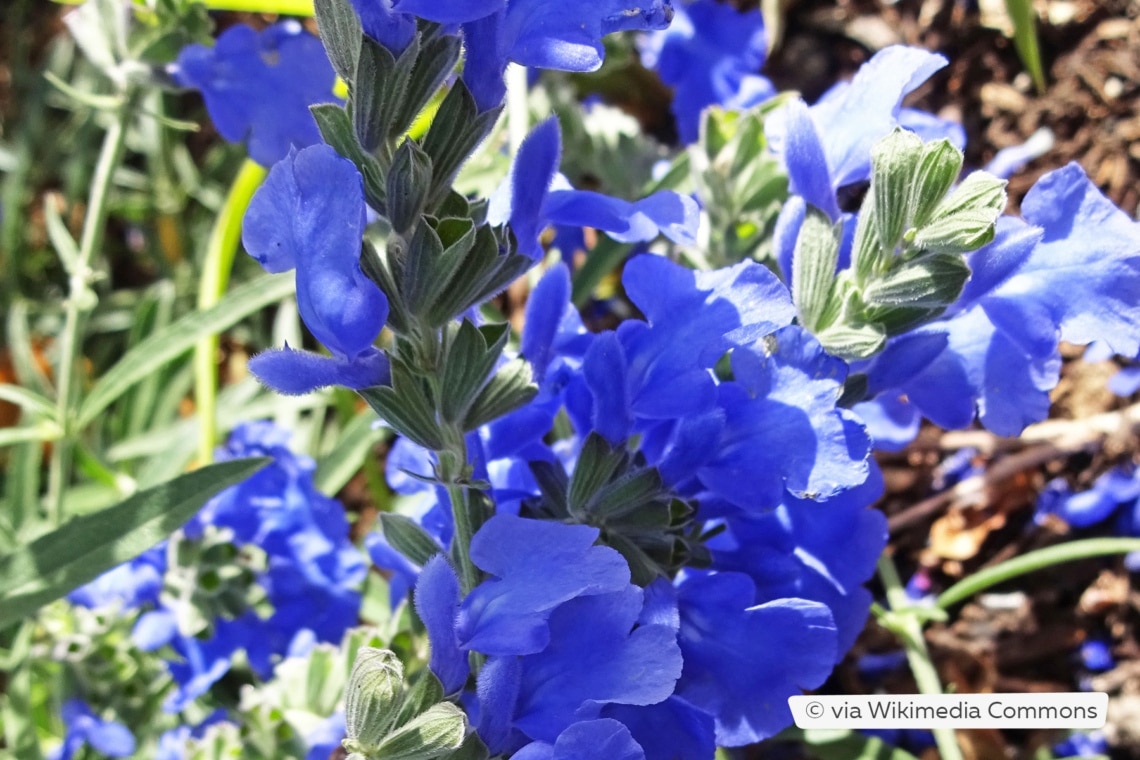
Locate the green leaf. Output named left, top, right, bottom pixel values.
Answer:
left=354, top=34, right=414, bottom=152
left=345, top=647, right=405, bottom=748
left=358, top=360, right=444, bottom=450
left=439, top=321, right=508, bottom=424
left=908, top=139, right=964, bottom=229
left=0, top=385, right=57, bottom=421
left=461, top=357, right=537, bottom=432
left=421, top=81, right=502, bottom=209
left=313, top=0, right=362, bottom=84
left=925, top=170, right=1006, bottom=222
left=816, top=322, right=887, bottom=361
left=392, top=668, right=446, bottom=729
left=792, top=207, right=842, bottom=332
left=871, top=129, right=924, bottom=251
left=373, top=702, right=467, bottom=760
left=0, top=457, right=269, bottom=628
left=406, top=218, right=476, bottom=318
left=1005, top=0, right=1046, bottom=94
left=912, top=209, right=1001, bottom=254
left=387, top=139, right=434, bottom=234
left=377, top=513, right=444, bottom=568
left=392, top=30, right=462, bottom=142
left=314, top=410, right=387, bottom=495
left=567, top=433, right=624, bottom=517
left=0, top=423, right=61, bottom=449
left=77, top=273, right=295, bottom=429
left=862, top=253, right=971, bottom=308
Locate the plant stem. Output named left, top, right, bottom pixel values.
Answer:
left=46, top=93, right=136, bottom=525
left=878, top=553, right=964, bottom=760
left=193, top=159, right=267, bottom=465
left=937, top=537, right=1140, bottom=610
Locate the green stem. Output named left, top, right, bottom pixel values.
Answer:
left=937, top=537, right=1140, bottom=610
left=878, top=554, right=964, bottom=760
left=46, top=93, right=136, bottom=525
left=446, top=482, right=479, bottom=595
left=193, top=159, right=267, bottom=464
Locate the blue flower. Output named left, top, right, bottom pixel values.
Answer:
left=347, top=0, right=416, bottom=53
left=243, top=145, right=391, bottom=394
left=639, top=0, right=775, bottom=143
left=488, top=118, right=699, bottom=259
left=478, top=586, right=682, bottom=750
left=68, top=545, right=165, bottom=611
left=767, top=45, right=949, bottom=195
left=455, top=514, right=631, bottom=656
left=673, top=572, right=837, bottom=745
left=707, top=462, right=886, bottom=656
left=512, top=719, right=647, bottom=760
left=1054, top=731, right=1109, bottom=758
left=415, top=517, right=682, bottom=753
left=172, top=22, right=339, bottom=166
left=394, top=2, right=674, bottom=110
left=50, top=700, right=135, bottom=760
left=864, top=164, right=1140, bottom=436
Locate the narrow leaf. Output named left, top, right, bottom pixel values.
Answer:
left=378, top=513, right=444, bottom=567
left=792, top=207, right=842, bottom=332
left=78, top=274, right=294, bottom=429
left=0, top=457, right=269, bottom=628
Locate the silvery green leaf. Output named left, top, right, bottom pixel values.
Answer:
left=908, top=139, right=963, bottom=228
left=421, top=81, right=502, bottom=209
left=862, top=252, right=971, bottom=307
left=926, top=170, right=1006, bottom=222
left=406, top=218, right=475, bottom=319
left=63, top=0, right=127, bottom=80
left=792, top=207, right=842, bottom=332
left=314, top=0, right=362, bottom=84
left=816, top=322, right=887, bottom=361
left=353, top=36, right=407, bottom=152
left=358, top=360, right=444, bottom=450
left=851, top=193, right=884, bottom=285
left=390, top=668, right=446, bottom=731
left=871, top=128, right=924, bottom=251
left=912, top=207, right=1002, bottom=253
left=345, top=647, right=405, bottom=750
left=372, top=702, right=467, bottom=760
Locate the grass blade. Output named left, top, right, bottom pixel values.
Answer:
left=0, top=456, right=269, bottom=628
left=1005, top=0, right=1047, bottom=94
left=77, top=272, right=293, bottom=429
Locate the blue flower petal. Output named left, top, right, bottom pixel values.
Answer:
left=457, top=515, right=630, bottom=655
left=415, top=555, right=471, bottom=694
left=675, top=573, right=837, bottom=746
left=512, top=587, right=683, bottom=742
left=173, top=22, right=337, bottom=166
left=249, top=346, right=391, bottom=395
left=515, top=720, right=647, bottom=760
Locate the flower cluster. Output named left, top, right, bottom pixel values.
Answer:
left=51, top=0, right=1140, bottom=757
left=65, top=422, right=365, bottom=755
